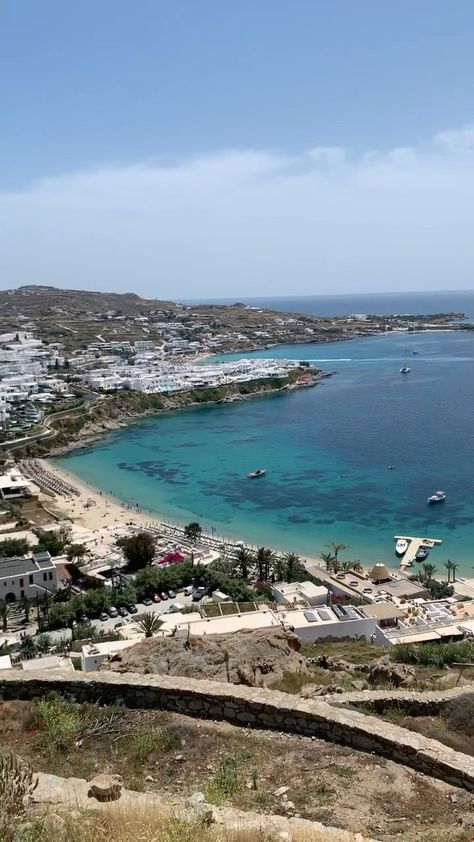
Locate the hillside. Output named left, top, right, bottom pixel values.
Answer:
left=101, top=627, right=309, bottom=687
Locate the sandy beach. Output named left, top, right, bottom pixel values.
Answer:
left=41, top=459, right=326, bottom=566
left=42, top=459, right=166, bottom=533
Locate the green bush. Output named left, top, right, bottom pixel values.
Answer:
left=128, top=728, right=182, bottom=764
left=32, top=696, right=82, bottom=753
left=205, top=749, right=252, bottom=804
left=393, top=640, right=474, bottom=667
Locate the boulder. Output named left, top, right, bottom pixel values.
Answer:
left=368, top=658, right=416, bottom=688
left=87, top=773, right=123, bottom=802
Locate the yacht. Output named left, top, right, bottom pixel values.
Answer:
left=428, top=490, right=446, bottom=504
left=395, top=538, right=409, bottom=556
left=415, top=545, right=430, bottom=561
left=248, top=468, right=267, bottom=479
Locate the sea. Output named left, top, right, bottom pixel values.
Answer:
left=55, top=291, right=474, bottom=576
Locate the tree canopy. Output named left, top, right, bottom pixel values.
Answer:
left=122, top=531, right=156, bottom=571
left=184, top=522, right=203, bottom=543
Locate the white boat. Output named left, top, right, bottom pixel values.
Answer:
left=428, top=490, right=446, bottom=504
left=395, top=538, right=409, bottom=556
left=400, top=349, right=411, bottom=374
left=247, top=468, right=267, bottom=479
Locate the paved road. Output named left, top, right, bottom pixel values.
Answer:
left=7, top=593, right=195, bottom=643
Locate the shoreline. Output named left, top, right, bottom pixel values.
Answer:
left=46, top=371, right=329, bottom=458
left=42, top=459, right=327, bottom=568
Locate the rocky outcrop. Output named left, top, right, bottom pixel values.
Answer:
left=101, top=627, right=309, bottom=688
left=88, top=773, right=123, bottom=802
left=367, top=657, right=416, bottom=688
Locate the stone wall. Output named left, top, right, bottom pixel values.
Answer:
left=324, top=686, right=470, bottom=716
left=1, top=669, right=473, bottom=791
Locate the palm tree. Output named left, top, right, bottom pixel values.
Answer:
left=284, top=552, right=300, bottom=582
left=0, top=601, right=9, bottom=632
left=236, top=547, right=252, bottom=580
left=351, top=560, right=364, bottom=574
left=340, top=560, right=353, bottom=572
left=256, top=547, right=273, bottom=581
left=138, top=612, right=162, bottom=638
left=320, top=552, right=334, bottom=572
left=421, top=562, right=437, bottom=584
left=22, top=597, right=32, bottom=624
left=272, top=555, right=287, bottom=582
left=328, top=542, right=348, bottom=564
left=444, top=560, right=454, bottom=584
left=451, top=562, right=458, bottom=583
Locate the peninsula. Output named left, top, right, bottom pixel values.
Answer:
left=0, top=284, right=467, bottom=457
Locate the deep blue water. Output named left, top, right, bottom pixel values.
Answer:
left=56, top=327, right=474, bottom=575
left=185, top=290, right=474, bottom=320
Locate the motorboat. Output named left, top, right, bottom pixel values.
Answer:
left=428, top=490, right=446, bottom=504
left=415, top=545, right=430, bottom=561
left=388, top=465, right=396, bottom=470
left=395, top=538, right=409, bottom=556
left=248, top=468, right=267, bottom=479
left=400, top=350, right=411, bottom=374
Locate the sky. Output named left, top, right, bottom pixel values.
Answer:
left=1, top=1, right=474, bottom=299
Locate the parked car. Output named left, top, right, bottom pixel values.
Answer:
left=160, top=592, right=168, bottom=601
left=114, top=621, right=125, bottom=629
left=99, top=612, right=109, bottom=622
left=167, top=589, right=177, bottom=599
left=192, top=586, right=207, bottom=602
left=153, top=593, right=161, bottom=603
left=126, top=603, right=138, bottom=614
left=118, top=606, right=128, bottom=617
left=107, top=606, right=119, bottom=618
left=142, top=597, right=153, bottom=606
left=183, top=585, right=194, bottom=596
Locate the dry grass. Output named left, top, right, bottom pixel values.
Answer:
left=16, top=804, right=367, bottom=842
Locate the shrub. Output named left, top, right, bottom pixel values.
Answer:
left=128, top=729, right=182, bottom=764
left=205, top=749, right=252, bottom=804
left=393, top=640, right=474, bottom=667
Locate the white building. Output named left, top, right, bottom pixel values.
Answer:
left=0, top=470, right=32, bottom=501
left=272, top=581, right=328, bottom=607
left=0, top=551, right=57, bottom=602
left=157, top=603, right=376, bottom=643
left=80, top=638, right=138, bottom=672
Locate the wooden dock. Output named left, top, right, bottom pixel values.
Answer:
left=394, top=534, right=442, bottom=572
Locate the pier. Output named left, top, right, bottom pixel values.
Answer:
left=394, top=534, right=443, bottom=572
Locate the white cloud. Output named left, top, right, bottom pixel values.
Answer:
left=1, top=127, right=474, bottom=298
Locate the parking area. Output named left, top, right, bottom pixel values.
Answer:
left=90, top=591, right=195, bottom=635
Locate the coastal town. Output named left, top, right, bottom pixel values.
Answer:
left=0, top=284, right=467, bottom=445
left=1, top=287, right=474, bottom=841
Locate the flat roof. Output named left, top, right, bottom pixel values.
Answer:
left=0, top=655, right=12, bottom=670
left=359, top=603, right=405, bottom=621
left=390, top=631, right=441, bottom=645
left=83, top=639, right=137, bottom=656
left=382, top=580, right=428, bottom=598
left=21, top=656, right=74, bottom=672
left=174, top=610, right=280, bottom=637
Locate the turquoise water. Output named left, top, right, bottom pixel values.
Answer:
left=56, top=330, right=474, bottom=574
